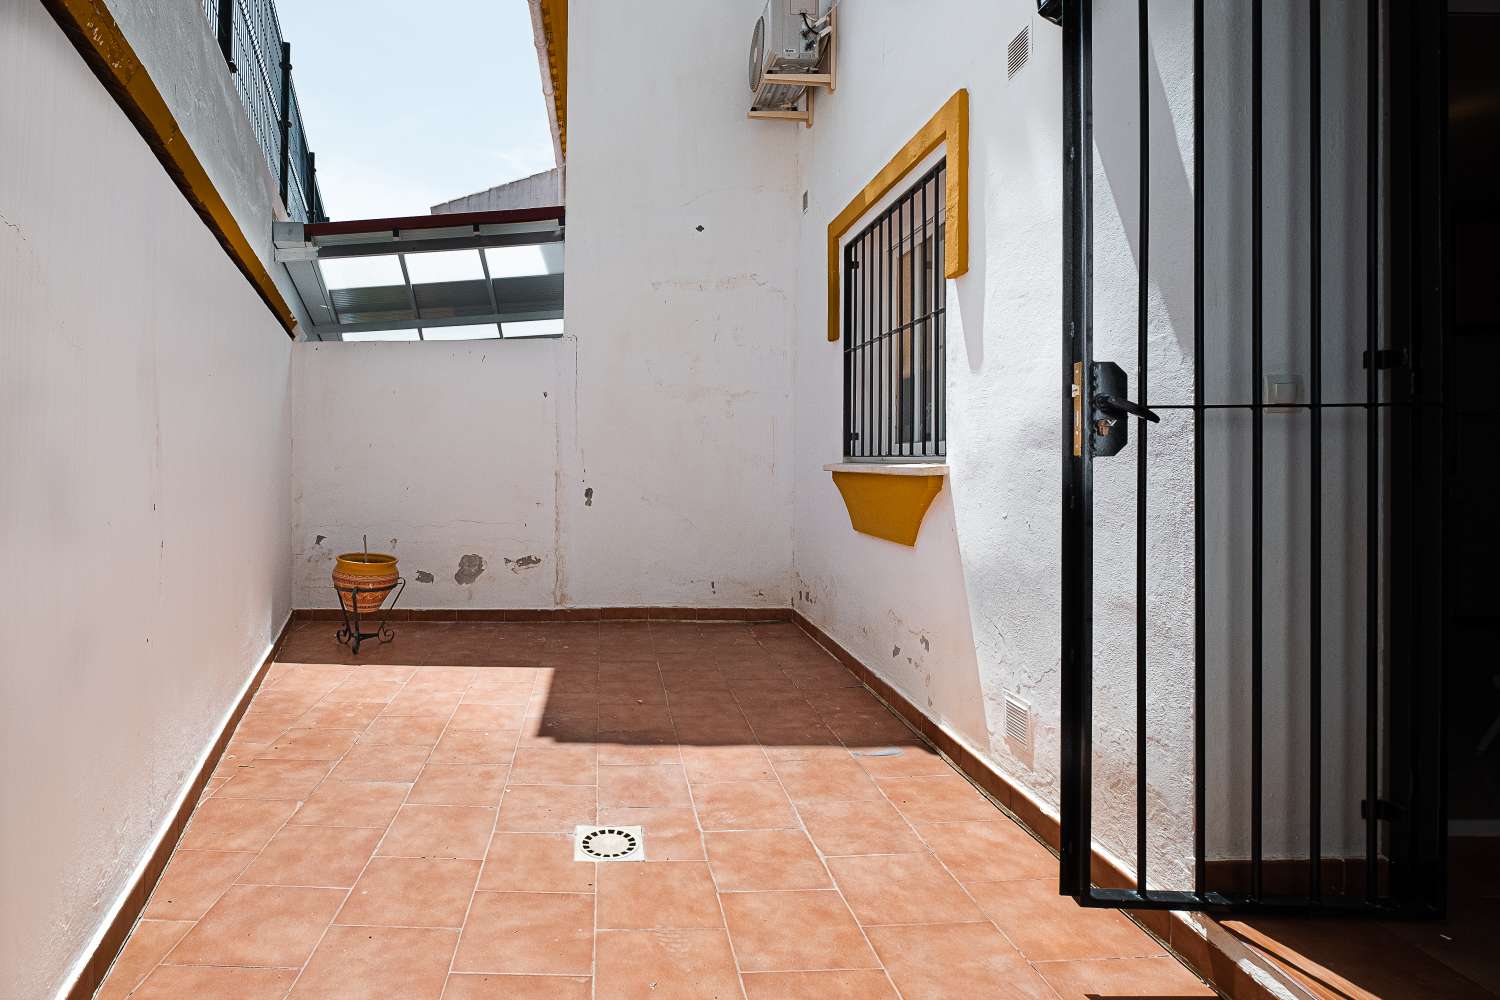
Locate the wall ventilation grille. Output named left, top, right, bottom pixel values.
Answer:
left=1004, top=692, right=1031, bottom=751
left=1007, top=25, right=1031, bottom=80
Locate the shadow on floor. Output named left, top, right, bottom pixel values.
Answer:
left=1223, top=836, right=1499, bottom=999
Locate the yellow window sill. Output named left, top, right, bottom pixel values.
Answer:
left=824, top=462, right=947, bottom=546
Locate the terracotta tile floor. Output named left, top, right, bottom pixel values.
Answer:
left=98, top=620, right=1214, bottom=1000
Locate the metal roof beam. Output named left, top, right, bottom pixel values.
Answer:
left=275, top=229, right=562, bottom=263
left=311, top=308, right=562, bottom=338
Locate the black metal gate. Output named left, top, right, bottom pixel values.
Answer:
left=1052, top=0, right=1447, bottom=914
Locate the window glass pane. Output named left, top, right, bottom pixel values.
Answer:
left=404, top=250, right=485, bottom=284
left=426, top=324, right=501, bottom=341
left=342, top=329, right=419, bottom=342
left=320, top=255, right=403, bottom=290
left=484, top=245, right=552, bottom=278
left=502, top=319, right=564, bottom=338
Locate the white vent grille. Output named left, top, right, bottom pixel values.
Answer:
left=1007, top=25, right=1031, bottom=80
left=1004, top=692, right=1031, bottom=752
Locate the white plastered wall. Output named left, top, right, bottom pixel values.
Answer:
left=291, top=0, right=801, bottom=611
left=292, top=340, right=565, bottom=608
left=790, top=0, right=1070, bottom=852
left=790, top=0, right=1376, bottom=888
left=0, top=1, right=294, bottom=997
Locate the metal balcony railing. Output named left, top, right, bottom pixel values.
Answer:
left=202, top=0, right=327, bottom=222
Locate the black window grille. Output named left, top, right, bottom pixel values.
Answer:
left=842, top=161, right=946, bottom=461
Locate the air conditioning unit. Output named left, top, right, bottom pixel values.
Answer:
left=749, top=0, right=830, bottom=112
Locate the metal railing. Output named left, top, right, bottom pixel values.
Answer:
left=202, top=0, right=326, bottom=222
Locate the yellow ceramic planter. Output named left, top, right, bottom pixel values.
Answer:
left=332, top=553, right=399, bottom=614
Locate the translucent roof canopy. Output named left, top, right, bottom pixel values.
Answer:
left=273, top=208, right=564, bottom=342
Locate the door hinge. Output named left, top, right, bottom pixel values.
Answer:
left=1071, top=362, right=1083, bottom=457
left=1360, top=798, right=1404, bottom=822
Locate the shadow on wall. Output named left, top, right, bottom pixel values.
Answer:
left=1092, top=8, right=1196, bottom=358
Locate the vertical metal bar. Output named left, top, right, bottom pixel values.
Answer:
left=929, top=176, right=938, bottom=454
left=862, top=232, right=869, bottom=457
left=1364, top=0, right=1381, bottom=904
left=1250, top=0, right=1265, bottom=902
left=1192, top=0, right=1207, bottom=899
left=864, top=233, right=872, bottom=458
left=855, top=239, right=864, bottom=456
left=859, top=237, right=867, bottom=457
left=870, top=229, right=877, bottom=457
left=877, top=219, right=885, bottom=456
left=277, top=41, right=292, bottom=208
left=845, top=242, right=853, bottom=455
left=930, top=174, right=939, bottom=455
left=305, top=151, right=318, bottom=225
left=905, top=194, right=915, bottom=455
left=852, top=239, right=859, bottom=457
left=478, top=245, right=501, bottom=338
left=1135, top=0, right=1151, bottom=897
left=1059, top=0, right=1096, bottom=900
left=938, top=166, right=946, bottom=455
left=876, top=212, right=888, bottom=458
left=216, top=0, right=235, bottom=71
left=1308, top=0, right=1324, bottom=904
left=894, top=199, right=901, bottom=457
left=912, top=179, right=924, bottom=452
left=397, top=251, right=421, bottom=341
left=895, top=201, right=905, bottom=457
left=898, top=198, right=907, bottom=456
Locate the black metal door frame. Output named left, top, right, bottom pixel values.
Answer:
left=1054, top=0, right=1447, bottom=915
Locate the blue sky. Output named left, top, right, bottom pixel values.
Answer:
left=276, top=0, right=555, bottom=221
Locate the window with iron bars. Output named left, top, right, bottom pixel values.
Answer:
left=842, top=161, right=947, bottom=461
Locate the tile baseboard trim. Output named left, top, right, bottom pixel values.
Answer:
left=290, top=606, right=795, bottom=623
left=61, top=615, right=294, bottom=1000
left=790, top=609, right=1293, bottom=1000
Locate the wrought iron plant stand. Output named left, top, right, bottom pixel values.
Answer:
left=332, top=577, right=406, bottom=655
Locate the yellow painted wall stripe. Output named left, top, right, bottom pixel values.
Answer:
left=40, top=0, right=298, bottom=337
left=537, top=0, right=567, bottom=160
left=826, top=89, right=969, bottom=341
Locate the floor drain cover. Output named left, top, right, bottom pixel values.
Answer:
left=574, top=825, right=645, bottom=862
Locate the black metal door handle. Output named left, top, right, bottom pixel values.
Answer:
left=1095, top=394, right=1161, bottom=423
left=1087, top=361, right=1155, bottom=458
